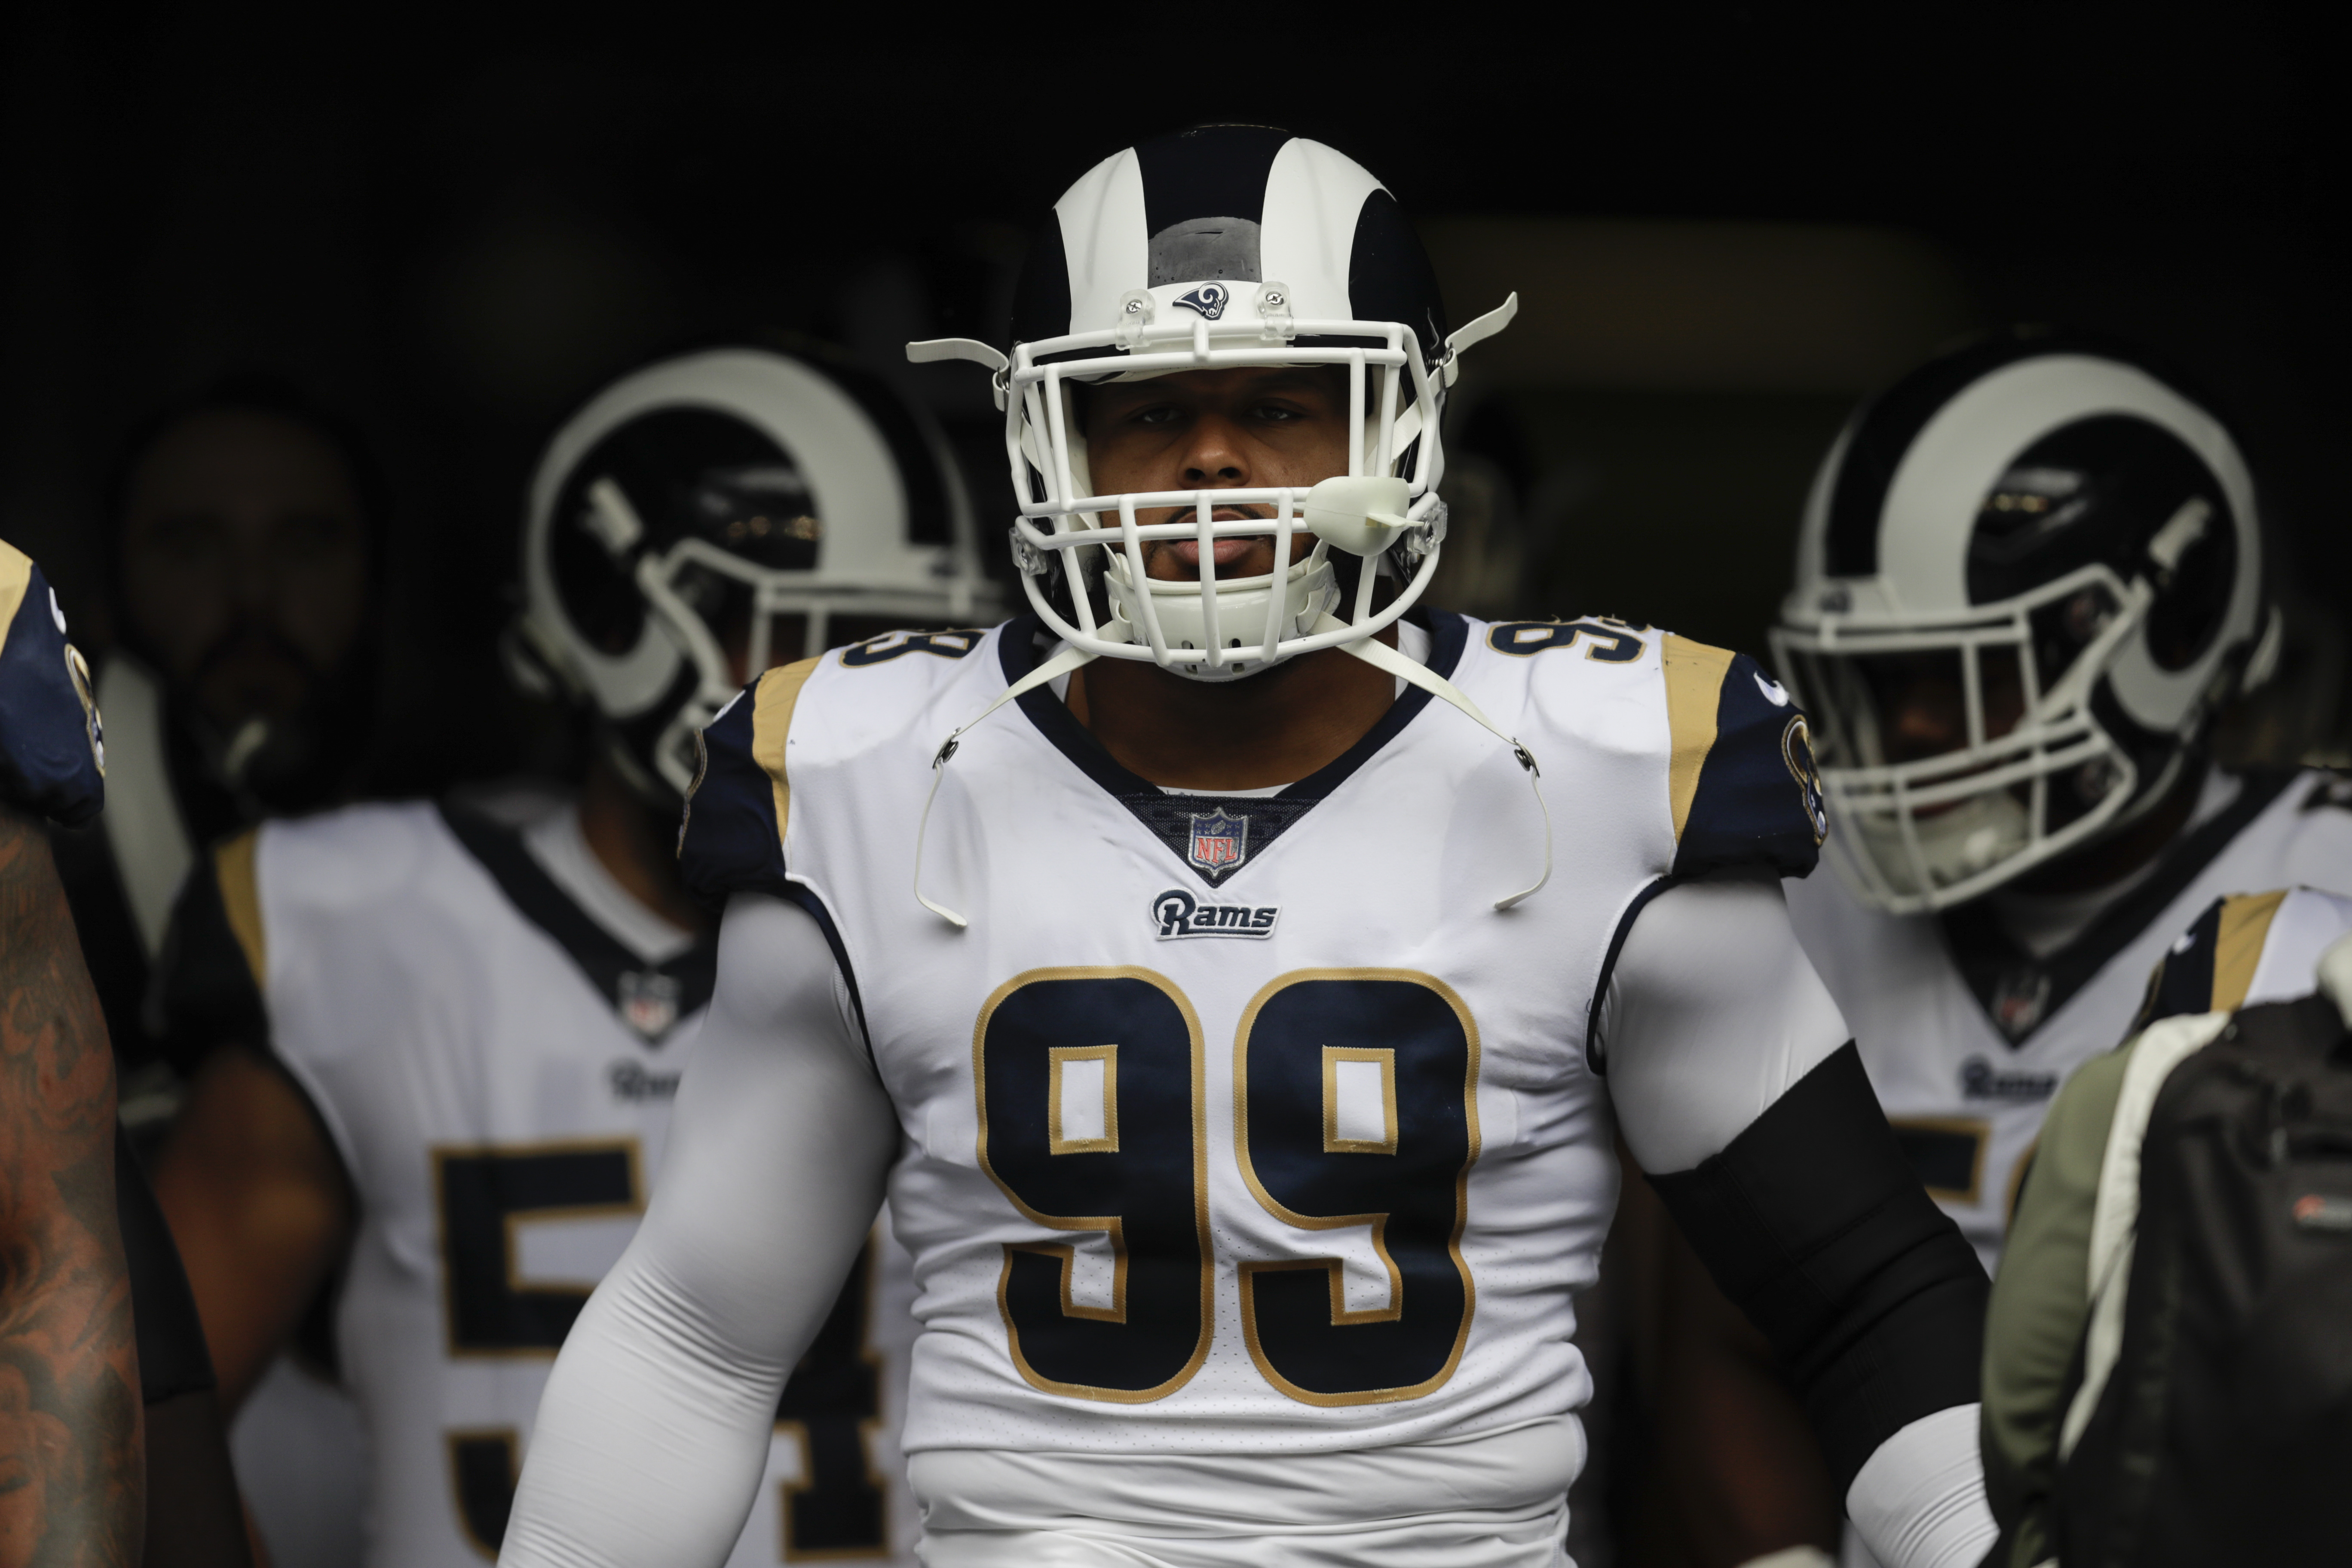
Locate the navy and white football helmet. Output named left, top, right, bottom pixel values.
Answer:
left=910, top=125, right=1517, bottom=682
left=1771, top=330, right=2279, bottom=913
left=511, top=346, right=999, bottom=801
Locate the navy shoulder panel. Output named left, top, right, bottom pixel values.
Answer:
left=2128, top=889, right=2302, bottom=1032
left=677, top=663, right=809, bottom=906
left=0, top=546, right=104, bottom=827
left=1664, top=636, right=1826, bottom=880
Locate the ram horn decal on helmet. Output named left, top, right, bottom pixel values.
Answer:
left=1769, top=329, right=2267, bottom=915
left=910, top=124, right=1512, bottom=683
left=514, top=346, right=1002, bottom=803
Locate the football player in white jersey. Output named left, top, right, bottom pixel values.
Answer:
left=1648, top=330, right=2352, bottom=1566
left=498, top=127, right=1999, bottom=1568
left=147, top=346, right=996, bottom=1568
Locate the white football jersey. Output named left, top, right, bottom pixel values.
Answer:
left=1788, top=770, right=2352, bottom=1273
left=679, top=611, right=1830, bottom=1461
left=178, top=801, right=922, bottom=1568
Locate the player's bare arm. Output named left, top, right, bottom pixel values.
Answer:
left=150, top=1048, right=352, bottom=1412
left=0, top=806, right=142, bottom=1568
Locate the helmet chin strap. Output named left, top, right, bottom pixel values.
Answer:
left=1316, top=616, right=1552, bottom=912
left=911, top=616, right=1552, bottom=927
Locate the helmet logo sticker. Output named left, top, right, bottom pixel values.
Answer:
left=1781, top=715, right=1827, bottom=846
left=1173, top=282, right=1232, bottom=321
left=1186, top=807, right=1250, bottom=872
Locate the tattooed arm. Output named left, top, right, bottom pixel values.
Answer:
left=0, top=805, right=141, bottom=1568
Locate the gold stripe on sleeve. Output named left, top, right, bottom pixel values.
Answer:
left=0, top=541, right=33, bottom=658
left=2210, top=888, right=2291, bottom=1012
left=1662, top=634, right=1736, bottom=844
left=750, top=657, right=823, bottom=842
left=214, top=829, right=268, bottom=993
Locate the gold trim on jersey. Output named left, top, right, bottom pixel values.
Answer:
left=1321, top=1046, right=1400, bottom=1155
left=1888, top=1115, right=1990, bottom=1205
left=1046, top=1044, right=1120, bottom=1155
left=1662, top=635, right=1735, bottom=844
left=430, top=1136, right=646, bottom=1362
left=1233, top=968, right=1482, bottom=1408
left=774, top=1233, right=893, bottom=1562
left=0, top=540, right=31, bottom=655
left=214, top=829, right=267, bottom=992
left=443, top=1426, right=520, bottom=1560
left=2211, top=888, right=2291, bottom=1013
left=753, top=656, right=824, bottom=845
left=971, top=967, right=1212, bottom=1404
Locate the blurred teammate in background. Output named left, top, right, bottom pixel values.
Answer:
left=1652, top=329, right=2352, bottom=1566
left=3, top=537, right=248, bottom=1568
left=52, top=380, right=389, bottom=1568
left=149, top=344, right=992, bottom=1568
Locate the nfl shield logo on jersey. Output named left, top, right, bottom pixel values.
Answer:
left=1186, top=808, right=1250, bottom=873
left=617, top=970, right=680, bottom=1041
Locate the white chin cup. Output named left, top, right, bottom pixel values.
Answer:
left=1103, top=547, right=1339, bottom=681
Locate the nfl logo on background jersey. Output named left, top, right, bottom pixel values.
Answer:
left=1186, top=808, right=1248, bottom=873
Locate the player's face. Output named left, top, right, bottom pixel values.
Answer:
left=1083, top=367, right=1350, bottom=583
left=1866, top=648, right=2029, bottom=791
left=119, top=410, right=371, bottom=729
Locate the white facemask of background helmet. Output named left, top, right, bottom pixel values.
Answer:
left=1770, top=333, right=2278, bottom=915
left=909, top=125, right=1516, bottom=683
left=507, top=346, right=1002, bottom=802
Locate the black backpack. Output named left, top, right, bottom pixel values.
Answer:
left=2057, top=992, right=2352, bottom=1566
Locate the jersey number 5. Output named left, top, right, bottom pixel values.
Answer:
left=974, top=968, right=1479, bottom=1408
left=434, top=1144, right=891, bottom=1560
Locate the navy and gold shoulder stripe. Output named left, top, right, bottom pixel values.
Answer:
left=1661, top=634, right=1826, bottom=880
left=677, top=658, right=818, bottom=905
left=2132, top=889, right=2291, bottom=1031
left=0, top=541, right=104, bottom=827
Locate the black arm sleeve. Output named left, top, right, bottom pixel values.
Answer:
left=1647, top=1042, right=1989, bottom=1493
left=116, top=1124, right=217, bottom=1404
left=152, top=848, right=269, bottom=1079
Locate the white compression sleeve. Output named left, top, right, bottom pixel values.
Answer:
left=1845, top=1407, right=1997, bottom=1568
left=499, top=894, right=902, bottom=1568
left=1601, top=874, right=1851, bottom=1174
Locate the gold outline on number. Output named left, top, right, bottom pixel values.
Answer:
left=972, top=967, right=1212, bottom=1404
left=443, top=1426, right=520, bottom=1561
left=774, top=1232, right=892, bottom=1562
left=1046, top=1044, right=1120, bottom=1155
left=1321, top=1046, right=1399, bottom=1155
left=1232, top=968, right=1482, bottom=1408
left=430, top=1137, right=644, bottom=1362
left=1887, top=1116, right=1989, bottom=1206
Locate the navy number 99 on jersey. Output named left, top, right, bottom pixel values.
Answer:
left=974, top=968, right=1479, bottom=1407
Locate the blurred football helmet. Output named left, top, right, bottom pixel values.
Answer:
left=512, top=346, right=998, bottom=800
left=910, top=125, right=1516, bottom=682
left=1771, top=330, right=2277, bottom=914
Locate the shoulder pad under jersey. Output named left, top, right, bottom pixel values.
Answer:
left=2133, top=885, right=2352, bottom=1032
left=1659, top=634, right=1827, bottom=880
left=678, top=660, right=811, bottom=904
left=0, top=541, right=104, bottom=827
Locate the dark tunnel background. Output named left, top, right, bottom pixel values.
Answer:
left=3, top=5, right=2346, bottom=796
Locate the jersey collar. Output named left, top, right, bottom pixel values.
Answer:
left=995, top=608, right=1470, bottom=889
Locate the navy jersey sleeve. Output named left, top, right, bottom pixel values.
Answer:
left=677, top=662, right=814, bottom=906
left=2129, top=889, right=2301, bottom=1032
left=153, top=832, right=271, bottom=1078
left=1663, top=636, right=1828, bottom=879
left=0, top=542, right=104, bottom=827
